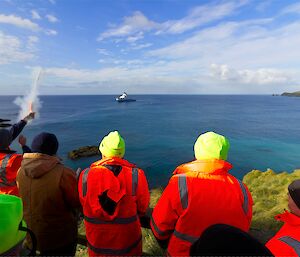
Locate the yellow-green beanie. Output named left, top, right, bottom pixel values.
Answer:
left=0, top=194, right=27, bottom=254
left=99, top=131, right=125, bottom=158
left=194, top=131, right=230, bottom=160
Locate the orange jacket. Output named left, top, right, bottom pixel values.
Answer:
left=266, top=211, right=300, bottom=257
left=78, top=157, right=150, bottom=256
left=0, top=153, right=22, bottom=196
left=151, top=159, right=253, bottom=256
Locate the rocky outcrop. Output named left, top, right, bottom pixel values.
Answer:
left=68, top=146, right=99, bottom=160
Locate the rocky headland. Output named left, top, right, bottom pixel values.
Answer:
left=281, top=91, right=300, bottom=97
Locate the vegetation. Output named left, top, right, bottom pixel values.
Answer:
left=281, top=91, right=300, bottom=97
left=244, top=169, right=300, bottom=243
left=76, top=169, right=300, bottom=256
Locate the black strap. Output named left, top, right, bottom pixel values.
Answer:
left=102, top=164, right=122, bottom=176
left=19, top=222, right=37, bottom=256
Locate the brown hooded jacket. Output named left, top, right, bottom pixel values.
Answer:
left=17, top=153, right=80, bottom=251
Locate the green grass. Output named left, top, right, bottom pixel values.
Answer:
left=244, top=169, right=300, bottom=239
left=76, top=170, right=300, bottom=256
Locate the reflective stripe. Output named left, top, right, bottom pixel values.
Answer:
left=279, top=236, right=300, bottom=255
left=151, top=215, right=173, bottom=237
left=132, top=167, right=138, bottom=196
left=84, top=215, right=138, bottom=224
left=82, top=168, right=90, bottom=197
left=0, top=181, right=16, bottom=187
left=237, top=179, right=249, bottom=215
left=87, top=235, right=142, bottom=255
left=0, top=154, right=12, bottom=184
left=173, top=230, right=198, bottom=244
left=178, top=175, right=188, bottom=209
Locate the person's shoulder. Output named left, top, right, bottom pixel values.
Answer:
left=61, top=165, right=74, bottom=173
left=58, top=164, right=76, bottom=177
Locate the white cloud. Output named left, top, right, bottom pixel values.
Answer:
left=27, top=35, right=39, bottom=49
left=0, top=31, right=34, bottom=64
left=131, top=43, right=152, bottom=50
left=46, top=14, right=59, bottom=23
left=147, top=19, right=300, bottom=69
left=0, top=14, right=40, bottom=31
left=98, top=11, right=157, bottom=41
left=97, top=48, right=110, bottom=55
left=158, top=0, right=247, bottom=34
left=98, top=1, right=248, bottom=41
left=31, top=10, right=41, bottom=20
left=126, top=31, right=144, bottom=43
left=281, top=2, right=300, bottom=14
left=44, top=67, right=127, bottom=82
left=255, top=0, right=273, bottom=12
left=45, top=29, right=58, bottom=36
left=210, top=64, right=292, bottom=84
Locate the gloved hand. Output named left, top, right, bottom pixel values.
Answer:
left=23, top=112, right=35, bottom=122
left=18, top=135, right=27, bottom=147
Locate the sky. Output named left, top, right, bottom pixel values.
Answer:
left=0, top=0, right=300, bottom=95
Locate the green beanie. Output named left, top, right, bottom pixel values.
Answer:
left=0, top=194, right=27, bottom=254
left=194, top=131, right=230, bottom=161
left=99, top=131, right=125, bottom=158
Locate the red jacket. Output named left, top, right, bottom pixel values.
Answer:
left=0, top=153, right=22, bottom=196
left=78, top=157, right=150, bottom=256
left=151, top=159, right=253, bottom=256
left=266, top=211, right=300, bottom=256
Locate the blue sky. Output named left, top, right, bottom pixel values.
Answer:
left=0, top=0, right=300, bottom=95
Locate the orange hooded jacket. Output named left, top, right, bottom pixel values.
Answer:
left=151, top=159, right=253, bottom=256
left=0, top=153, right=22, bottom=196
left=78, top=157, right=150, bottom=256
left=266, top=211, right=300, bottom=257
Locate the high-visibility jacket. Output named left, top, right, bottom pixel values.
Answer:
left=151, top=159, right=253, bottom=257
left=266, top=211, right=300, bottom=257
left=0, top=153, right=22, bottom=196
left=78, top=157, right=150, bottom=256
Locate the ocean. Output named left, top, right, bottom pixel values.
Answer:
left=1, top=95, right=300, bottom=188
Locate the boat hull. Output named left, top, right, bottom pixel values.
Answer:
left=116, top=99, right=136, bottom=102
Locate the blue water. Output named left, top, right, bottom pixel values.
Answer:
left=1, top=95, right=300, bottom=188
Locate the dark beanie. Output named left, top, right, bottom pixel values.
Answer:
left=190, top=224, right=274, bottom=256
left=31, top=132, right=59, bottom=156
left=0, top=129, right=12, bottom=150
left=288, top=180, right=300, bottom=209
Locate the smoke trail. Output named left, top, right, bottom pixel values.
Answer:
left=14, top=68, right=43, bottom=122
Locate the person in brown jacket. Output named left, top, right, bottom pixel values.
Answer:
left=17, top=132, right=80, bottom=256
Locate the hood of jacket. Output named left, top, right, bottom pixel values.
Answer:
left=21, top=153, right=61, bottom=178
left=173, top=159, right=233, bottom=176
left=87, top=157, right=136, bottom=220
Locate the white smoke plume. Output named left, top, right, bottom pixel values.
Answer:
left=14, top=67, right=42, bottom=122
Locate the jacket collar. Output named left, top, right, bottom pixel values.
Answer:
left=275, top=210, right=300, bottom=226
left=91, top=157, right=136, bottom=168
left=173, top=159, right=232, bottom=176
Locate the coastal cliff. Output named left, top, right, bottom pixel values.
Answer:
left=76, top=169, right=300, bottom=256
left=281, top=91, right=300, bottom=97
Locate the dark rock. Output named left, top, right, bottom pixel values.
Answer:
left=68, top=146, right=99, bottom=160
